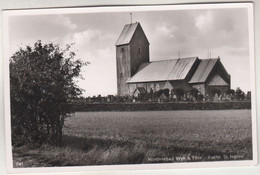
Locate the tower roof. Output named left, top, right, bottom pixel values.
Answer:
left=115, top=22, right=149, bottom=46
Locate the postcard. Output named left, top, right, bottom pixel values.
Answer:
left=2, top=2, right=257, bottom=173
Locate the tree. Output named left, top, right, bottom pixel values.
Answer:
left=174, top=88, right=184, bottom=101
left=162, top=89, right=170, bottom=97
left=226, top=89, right=235, bottom=100
left=235, top=87, right=244, bottom=101
left=226, top=89, right=235, bottom=96
left=246, top=91, right=251, bottom=101
left=10, top=40, right=86, bottom=145
left=191, top=88, right=198, bottom=100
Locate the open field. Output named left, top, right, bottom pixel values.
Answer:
left=13, top=110, right=252, bottom=167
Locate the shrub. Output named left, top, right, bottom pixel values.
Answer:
left=10, top=41, right=86, bottom=145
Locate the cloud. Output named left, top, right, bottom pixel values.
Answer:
left=149, top=9, right=248, bottom=60
left=55, top=15, right=77, bottom=31
left=9, top=15, right=78, bottom=46
left=61, top=29, right=117, bottom=96
left=62, top=29, right=116, bottom=60
left=8, top=8, right=251, bottom=95
left=156, top=25, right=175, bottom=38
left=78, top=47, right=117, bottom=96
left=195, top=11, right=213, bottom=31
left=9, top=15, right=78, bottom=57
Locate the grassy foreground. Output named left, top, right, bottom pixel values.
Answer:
left=13, top=110, right=252, bottom=167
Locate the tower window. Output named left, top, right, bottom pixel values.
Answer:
left=138, top=47, right=141, bottom=54
left=121, top=47, right=124, bottom=52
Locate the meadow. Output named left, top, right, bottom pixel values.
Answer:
left=13, top=110, right=252, bottom=167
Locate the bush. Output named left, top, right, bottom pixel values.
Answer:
left=235, top=87, right=245, bottom=101
left=10, top=41, right=86, bottom=145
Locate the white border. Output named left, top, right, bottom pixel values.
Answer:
left=2, top=2, right=257, bottom=174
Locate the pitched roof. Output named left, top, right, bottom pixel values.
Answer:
left=189, top=59, right=218, bottom=84
left=163, top=80, right=193, bottom=91
left=170, top=81, right=193, bottom=91
left=167, top=57, right=198, bottom=80
left=115, top=23, right=139, bottom=46
left=127, top=57, right=198, bottom=83
left=135, top=87, right=147, bottom=94
left=208, top=74, right=229, bottom=86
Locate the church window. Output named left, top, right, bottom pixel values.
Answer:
left=138, top=47, right=141, bottom=54
left=150, top=84, right=154, bottom=90
left=156, top=84, right=160, bottom=91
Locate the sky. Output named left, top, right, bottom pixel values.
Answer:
left=8, top=7, right=252, bottom=97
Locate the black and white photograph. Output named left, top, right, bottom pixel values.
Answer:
left=2, top=2, right=257, bottom=173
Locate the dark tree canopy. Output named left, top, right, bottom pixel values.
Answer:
left=227, top=89, right=235, bottom=96
left=235, top=87, right=245, bottom=100
left=10, top=40, right=86, bottom=145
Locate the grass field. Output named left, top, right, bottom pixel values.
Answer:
left=13, top=110, right=252, bottom=167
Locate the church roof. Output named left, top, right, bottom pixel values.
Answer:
left=189, top=59, right=219, bottom=83
left=115, top=22, right=149, bottom=46
left=208, top=74, right=229, bottom=86
left=115, top=23, right=139, bottom=46
left=127, top=57, right=198, bottom=83
left=134, top=87, right=147, bottom=94
left=163, top=81, right=193, bottom=91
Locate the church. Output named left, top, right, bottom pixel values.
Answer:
left=115, top=22, right=231, bottom=97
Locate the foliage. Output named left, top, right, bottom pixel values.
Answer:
left=211, top=88, right=221, bottom=96
left=154, top=89, right=169, bottom=98
left=190, top=88, right=198, bottom=99
left=235, top=87, right=245, bottom=100
left=162, top=89, right=170, bottom=97
left=10, top=40, right=86, bottom=145
left=227, top=89, right=235, bottom=96
left=197, top=93, right=204, bottom=101
left=246, top=91, right=251, bottom=101
left=175, top=88, right=184, bottom=97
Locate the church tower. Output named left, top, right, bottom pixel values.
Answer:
left=115, top=22, right=150, bottom=96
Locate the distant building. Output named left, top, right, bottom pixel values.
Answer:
left=115, top=22, right=231, bottom=97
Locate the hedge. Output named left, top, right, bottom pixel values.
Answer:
left=72, top=101, right=251, bottom=112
